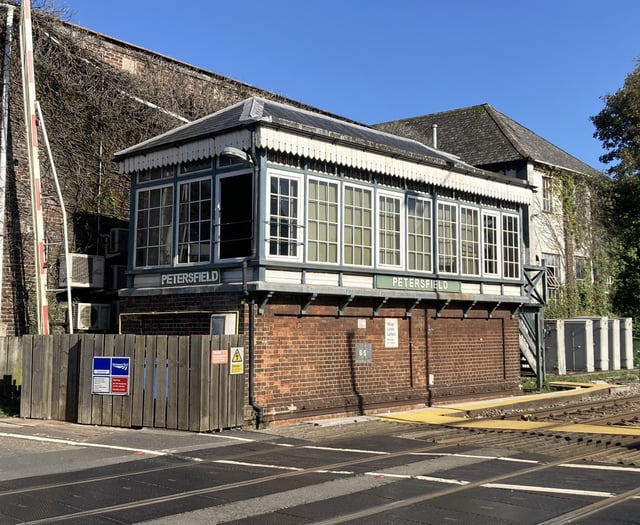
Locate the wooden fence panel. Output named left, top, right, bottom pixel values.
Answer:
left=101, top=335, right=116, bottom=427
left=0, top=337, right=21, bottom=408
left=166, top=336, right=179, bottom=429
left=155, top=336, right=168, bottom=428
left=110, top=334, right=125, bottom=427
left=7, top=333, right=245, bottom=432
left=120, top=334, right=136, bottom=428
left=19, top=337, right=33, bottom=418
left=131, top=335, right=146, bottom=427
left=177, top=336, right=190, bottom=430
left=90, top=334, right=105, bottom=426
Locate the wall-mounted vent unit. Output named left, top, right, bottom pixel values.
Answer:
left=108, top=228, right=129, bottom=254
left=108, top=265, right=127, bottom=290
left=72, top=302, right=111, bottom=331
left=59, top=254, right=105, bottom=288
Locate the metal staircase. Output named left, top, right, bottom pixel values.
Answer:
left=520, top=265, right=546, bottom=387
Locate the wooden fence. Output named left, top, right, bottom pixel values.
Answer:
left=1, top=334, right=245, bottom=432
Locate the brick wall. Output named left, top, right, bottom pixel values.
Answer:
left=120, top=292, right=521, bottom=424
left=119, top=292, right=245, bottom=335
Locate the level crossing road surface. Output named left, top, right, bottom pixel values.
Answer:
left=1, top=411, right=639, bottom=524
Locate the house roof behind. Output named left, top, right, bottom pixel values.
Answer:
left=374, top=104, right=601, bottom=177
left=114, top=97, right=462, bottom=166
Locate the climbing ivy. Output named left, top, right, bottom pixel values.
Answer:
left=542, top=167, right=615, bottom=319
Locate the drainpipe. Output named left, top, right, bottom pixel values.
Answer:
left=246, top=129, right=264, bottom=428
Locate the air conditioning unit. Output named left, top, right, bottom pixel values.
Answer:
left=108, top=265, right=127, bottom=290
left=108, top=228, right=129, bottom=254
left=59, top=254, right=105, bottom=288
left=71, top=303, right=111, bottom=331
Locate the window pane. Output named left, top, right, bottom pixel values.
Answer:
left=269, top=175, right=299, bottom=257
left=483, top=213, right=499, bottom=276
left=438, top=202, right=457, bottom=273
left=135, top=185, right=174, bottom=267
left=378, top=194, right=401, bottom=266
left=343, top=186, right=372, bottom=266
left=408, top=197, right=432, bottom=272
left=177, top=179, right=212, bottom=264
left=460, top=207, right=480, bottom=276
left=502, top=214, right=520, bottom=279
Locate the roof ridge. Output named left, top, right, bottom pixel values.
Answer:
left=483, top=105, right=530, bottom=160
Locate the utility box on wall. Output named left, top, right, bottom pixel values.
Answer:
left=72, top=303, right=111, bottom=331
left=59, top=254, right=105, bottom=288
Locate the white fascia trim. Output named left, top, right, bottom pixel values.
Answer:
left=258, top=128, right=531, bottom=205
left=118, top=130, right=251, bottom=174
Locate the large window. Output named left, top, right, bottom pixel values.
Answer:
left=268, top=174, right=300, bottom=258
left=502, top=214, right=520, bottom=279
left=343, top=185, right=372, bottom=266
left=482, top=212, right=500, bottom=277
left=135, top=186, right=173, bottom=267
left=307, top=179, right=339, bottom=263
left=407, top=196, right=432, bottom=272
left=378, top=193, right=402, bottom=267
left=177, top=179, right=211, bottom=264
left=438, top=202, right=457, bottom=274
left=460, top=206, right=480, bottom=276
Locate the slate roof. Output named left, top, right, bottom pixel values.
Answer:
left=374, top=104, right=601, bottom=177
left=114, top=97, right=462, bottom=166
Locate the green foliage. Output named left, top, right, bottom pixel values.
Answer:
left=591, top=62, right=640, bottom=180
left=591, top=61, right=640, bottom=327
left=544, top=167, right=615, bottom=318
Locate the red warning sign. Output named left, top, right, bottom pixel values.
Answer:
left=111, top=377, right=129, bottom=394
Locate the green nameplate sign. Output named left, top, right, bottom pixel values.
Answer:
left=376, top=275, right=461, bottom=292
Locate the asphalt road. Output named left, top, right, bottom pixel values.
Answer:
left=0, top=416, right=639, bottom=524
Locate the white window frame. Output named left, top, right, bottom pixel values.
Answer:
left=306, top=176, right=340, bottom=265
left=376, top=190, right=404, bottom=269
left=502, top=213, right=521, bottom=280
left=460, top=205, right=480, bottom=277
left=482, top=210, right=501, bottom=278
left=134, top=183, right=174, bottom=268
left=437, top=201, right=458, bottom=275
left=176, top=176, right=212, bottom=266
left=342, top=183, right=373, bottom=268
left=406, top=195, right=433, bottom=273
left=542, top=176, right=553, bottom=213
left=265, top=169, right=304, bottom=262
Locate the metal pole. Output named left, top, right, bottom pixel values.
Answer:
left=36, top=101, right=73, bottom=333
left=20, top=0, right=49, bottom=334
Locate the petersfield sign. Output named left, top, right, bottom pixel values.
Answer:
left=375, top=275, right=461, bottom=292
left=161, top=270, right=220, bottom=287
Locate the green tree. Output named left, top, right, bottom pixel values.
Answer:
left=591, top=61, right=640, bottom=321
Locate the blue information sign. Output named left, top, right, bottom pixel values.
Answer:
left=92, top=356, right=130, bottom=395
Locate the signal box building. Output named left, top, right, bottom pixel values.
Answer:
left=114, top=97, right=534, bottom=425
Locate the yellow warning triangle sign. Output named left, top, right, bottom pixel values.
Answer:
left=232, top=349, right=243, bottom=362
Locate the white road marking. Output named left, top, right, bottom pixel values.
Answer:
left=482, top=482, right=615, bottom=498
left=0, top=431, right=167, bottom=456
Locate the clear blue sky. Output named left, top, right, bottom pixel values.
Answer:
left=59, top=0, right=639, bottom=172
